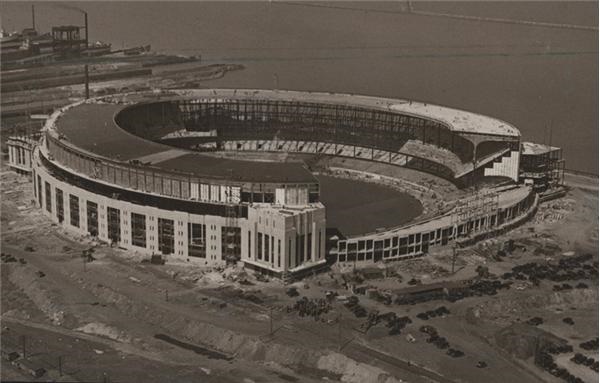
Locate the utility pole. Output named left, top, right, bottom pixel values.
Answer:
left=21, top=335, right=26, bottom=359
left=451, top=245, right=457, bottom=274
left=337, top=313, right=342, bottom=351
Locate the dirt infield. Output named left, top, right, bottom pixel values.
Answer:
left=316, top=174, right=422, bottom=237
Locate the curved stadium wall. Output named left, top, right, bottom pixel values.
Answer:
left=30, top=89, right=535, bottom=276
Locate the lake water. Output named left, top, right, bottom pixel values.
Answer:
left=2, top=1, right=597, bottom=173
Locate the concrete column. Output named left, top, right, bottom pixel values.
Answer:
left=98, top=203, right=108, bottom=242
left=312, top=221, right=317, bottom=262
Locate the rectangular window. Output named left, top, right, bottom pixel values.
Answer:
left=265, top=234, right=270, bottom=262
left=277, top=239, right=281, bottom=267
left=307, top=233, right=312, bottom=260
left=188, top=223, right=206, bottom=258
left=55, top=188, right=64, bottom=223
left=45, top=182, right=52, bottom=213
left=33, top=170, right=36, bottom=198
left=298, top=234, right=305, bottom=264
left=318, top=230, right=322, bottom=259
left=37, top=175, right=42, bottom=206
left=247, top=231, right=252, bottom=259
left=257, top=233, right=263, bottom=260
left=131, top=213, right=147, bottom=248
left=87, top=201, right=98, bottom=236
left=158, top=218, right=174, bottom=255
left=288, top=239, right=292, bottom=267
left=107, top=207, right=121, bottom=243
left=69, top=194, right=79, bottom=227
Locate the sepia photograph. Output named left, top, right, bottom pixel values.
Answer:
left=0, top=1, right=598, bottom=382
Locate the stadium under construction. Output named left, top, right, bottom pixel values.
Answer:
left=8, top=89, right=565, bottom=279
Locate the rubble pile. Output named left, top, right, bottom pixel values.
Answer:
left=532, top=199, right=576, bottom=225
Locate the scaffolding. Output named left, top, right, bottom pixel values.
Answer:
left=452, top=189, right=499, bottom=238
left=222, top=182, right=241, bottom=264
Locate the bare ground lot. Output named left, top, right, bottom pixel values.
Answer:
left=316, top=174, right=423, bottom=236
left=1, top=164, right=597, bottom=383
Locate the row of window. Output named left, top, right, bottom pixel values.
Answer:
left=256, top=232, right=282, bottom=268
left=36, top=174, right=240, bottom=261
left=10, top=146, right=28, bottom=166
left=337, top=193, right=536, bottom=262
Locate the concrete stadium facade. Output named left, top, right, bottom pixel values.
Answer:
left=27, top=89, right=536, bottom=277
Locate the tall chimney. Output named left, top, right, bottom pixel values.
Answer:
left=84, top=12, right=88, bottom=48
left=31, top=5, right=36, bottom=30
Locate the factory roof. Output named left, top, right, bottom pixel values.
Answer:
left=52, top=102, right=317, bottom=184
left=521, top=141, right=561, bottom=156
left=168, top=89, right=521, bottom=138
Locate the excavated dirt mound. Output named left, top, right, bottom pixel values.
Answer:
left=474, top=289, right=598, bottom=323
left=495, top=323, right=567, bottom=360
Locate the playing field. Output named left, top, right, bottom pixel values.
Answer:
left=316, top=175, right=422, bottom=237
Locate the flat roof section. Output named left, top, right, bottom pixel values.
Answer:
left=522, top=142, right=561, bottom=156
left=55, top=103, right=167, bottom=161
left=53, top=103, right=317, bottom=184
left=156, top=153, right=317, bottom=183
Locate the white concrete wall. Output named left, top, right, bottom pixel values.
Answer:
left=484, top=150, right=520, bottom=181
left=33, top=150, right=326, bottom=275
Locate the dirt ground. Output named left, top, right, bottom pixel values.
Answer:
left=1, top=163, right=597, bottom=383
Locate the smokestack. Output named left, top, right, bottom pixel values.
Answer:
left=84, top=64, right=90, bottom=99
left=84, top=12, right=88, bottom=48
left=31, top=5, right=35, bottom=30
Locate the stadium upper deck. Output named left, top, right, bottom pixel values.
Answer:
left=48, top=89, right=522, bottom=192
left=52, top=102, right=317, bottom=184
left=169, top=89, right=521, bottom=138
